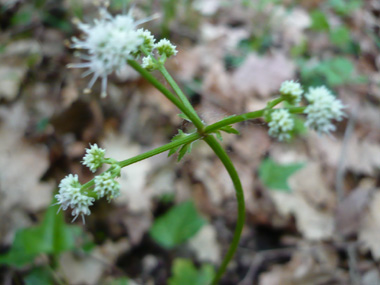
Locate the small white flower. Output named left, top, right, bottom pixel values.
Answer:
left=155, top=39, right=178, bottom=58
left=94, top=172, right=120, bottom=201
left=279, top=80, right=303, bottom=105
left=82, top=143, right=105, bottom=173
left=69, top=9, right=154, bottom=97
left=55, top=174, right=95, bottom=223
left=136, top=28, right=156, bottom=54
left=304, top=86, right=345, bottom=134
left=268, top=109, right=294, bottom=141
left=141, top=56, right=157, bottom=71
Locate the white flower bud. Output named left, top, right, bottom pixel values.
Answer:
left=94, top=172, right=120, bottom=201
left=304, top=86, right=345, bottom=134
left=268, top=109, right=294, bottom=141
left=155, top=39, right=178, bottom=58
left=279, top=80, right=303, bottom=105
left=141, top=56, right=157, bottom=71
left=82, top=143, right=106, bottom=173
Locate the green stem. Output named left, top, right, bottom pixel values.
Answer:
left=81, top=132, right=201, bottom=191
left=203, top=135, right=245, bottom=285
left=158, top=65, right=203, bottom=125
left=118, top=133, right=200, bottom=168
left=266, top=97, right=285, bottom=109
left=127, top=60, right=204, bottom=132
left=205, top=106, right=306, bottom=134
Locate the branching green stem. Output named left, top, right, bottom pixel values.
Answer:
left=81, top=132, right=201, bottom=192
left=203, top=135, right=245, bottom=285
left=158, top=65, right=203, bottom=126
left=127, top=60, right=204, bottom=132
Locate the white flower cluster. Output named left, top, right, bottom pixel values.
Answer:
left=279, top=80, right=303, bottom=105
left=82, top=143, right=105, bottom=172
left=94, top=172, right=120, bottom=201
left=304, top=86, right=345, bottom=134
left=55, top=174, right=95, bottom=223
left=141, top=39, right=177, bottom=71
left=68, top=9, right=157, bottom=97
left=56, top=144, right=122, bottom=223
left=268, top=109, right=294, bottom=141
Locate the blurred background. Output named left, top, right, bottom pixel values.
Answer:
left=0, top=0, right=380, bottom=284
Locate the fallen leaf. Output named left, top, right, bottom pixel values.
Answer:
left=232, top=53, right=296, bottom=98
left=187, top=224, right=221, bottom=264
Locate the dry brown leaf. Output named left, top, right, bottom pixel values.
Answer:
left=102, top=132, right=153, bottom=213
left=232, top=53, right=296, bottom=98
left=359, top=190, right=380, bottom=259
left=309, top=134, right=380, bottom=176
left=259, top=245, right=345, bottom=285
left=188, top=224, right=221, bottom=264
left=335, top=187, right=373, bottom=238
left=0, top=103, right=53, bottom=214
left=270, top=163, right=335, bottom=240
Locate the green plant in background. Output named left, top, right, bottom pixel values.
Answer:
left=150, top=201, right=206, bottom=248
left=259, top=158, right=305, bottom=192
left=0, top=203, right=91, bottom=284
left=169, top=259, right=215, bottom=285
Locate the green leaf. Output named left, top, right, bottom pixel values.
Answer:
left=107, top=277, right=130, bottom=285
left=24, top=267, right=53, bottom=285
left=168, top=130, right=188, bottom=158
left=310, top=10, right=330, bottom=31
left=329, top=26, right=350, bottom=47
left=178, top=113, right=191, bottom=122
left=258, top=158, right=305, bottom=192
left=150, top=201, right=206, bottom=249
left=220, top=125, right=240, bottom=135
left=0, top=203, right=82, bottom=267
left=215, top=131, right=223, bottom=142
left=168, top=259, right=214, bottom=285
left=177, top=143, right=192, bottom=162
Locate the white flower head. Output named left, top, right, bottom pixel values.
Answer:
left=136, top=28, right=156, bottom=54
left=304, top=86, right=345, bottom=134
left=155, top=39, right=178, bottom=58
left=68, top=8, right=154, bottom=97
left=279, top=80, right=303, bottom=105
left=141, top=56, right=157, bottom=71
left=55, top=174, right=95, bottom=223
left=82, top=143, right=106, bottom=173
left=268, top=109, right=294, bottom=141
left=94, top=172, right=120, bottom=201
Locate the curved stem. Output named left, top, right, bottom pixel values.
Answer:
left=203, top=135, right=245, bottom=285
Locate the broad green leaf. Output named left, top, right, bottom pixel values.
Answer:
left=310, top=10, right=330, bottom=31
left=168, top=259, right=214, bottom=285
left=329, top=27, right=350, bottom=47
left=24, top=267, right=53, bottom=285
left=258, top=158, right=305, bottom=192
left=0, top=203, right=82, bottom=267
left=150, top=201, right=206, bottom=248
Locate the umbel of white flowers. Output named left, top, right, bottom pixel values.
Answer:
left=267, top=81, right=345, bottom=141
left=55, top=144, right=120, bottom=223
left=68, top=8, right=177, bottom=97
